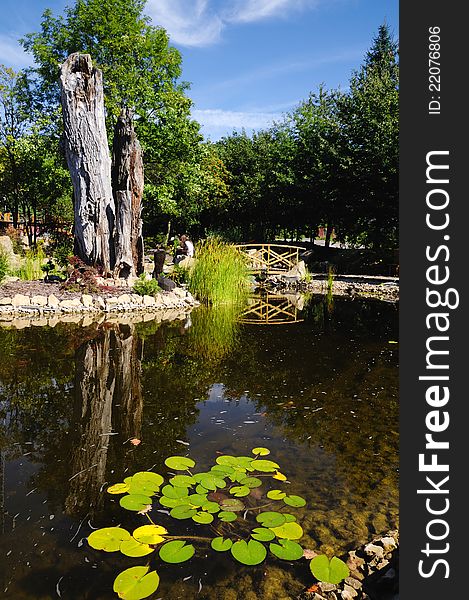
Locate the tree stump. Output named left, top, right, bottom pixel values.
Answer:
left=60, top=53, right=115, bottom=274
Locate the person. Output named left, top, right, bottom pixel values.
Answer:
left=174, top=234, right=194, bottom=263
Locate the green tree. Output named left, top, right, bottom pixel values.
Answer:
left=337, top=24, right=399, bottom=250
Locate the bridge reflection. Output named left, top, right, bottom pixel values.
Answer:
left=239, top=293, right=305, bottom=325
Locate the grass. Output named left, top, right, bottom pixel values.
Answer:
left=15, top=247, right=46, bottom=281
left=0, top=249, right=10, bottom=283
left=188, top=238, right=249, bottom=305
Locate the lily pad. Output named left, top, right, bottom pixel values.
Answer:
left=252, top=447, right=270, bottom=456
left=120, top=539, right=155, bottom=558
left=256, top=511, right=286, bottom=528
left=283, top=495, right=306, bottom=508
left=193, top=472, right=226, bottom=491
left=229, top=485, right=250, bottom=497
left=192, top=511, right=214, bottom=524
left=211, top=537, right=233, bottom=551
left=272, top=471, right=287, bottom=481
left=120, top=494, right=153, bottom=512
left=88, top=527, right=131, bottom=552
left=201, top=500, right=220, bottom=513
left=164, top=456, right=196, bottom=470
left=159, top=540, right=195, bottom=563
left=187, top=493, right=208, bottom=507
left=250, top=459, right=280, bottom=472
left=211, top=464, right=235, bottom=476
left=218, top=511, right=238, bottom=522
left=310, top=555, right=350, bottom=584
left=270, top=521, right=304, bottom=540
left=170, top=475, right=196, bottom=488
left=267, top=490, right=286, bottom=500
left=282, top=513, right=297, bottom=522
left=113, top=566, right=159, bottom=600
left=161, top=485, right=188, bottom=499
left=231, top=539, right=267, bottom=565
left=251, top=527, right=276, bottom=542
left=219, top=498, right=245, bottom=512
left=107, top=482, right=130, bottom=495
left=170, top=504, right=197, bottom=520
left=131, top=472, right=164, bottom=491
left=239, top=477, right=262, bottom=488
left=132, top=525, right=167, bottom=545
left=269, top=539, right=304, bottom=560
left=215, top=455, right=239, bottom=466
left=159, top=496, right=188, bottom=508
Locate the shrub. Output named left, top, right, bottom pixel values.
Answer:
left=189, top=238, right=249, bottom=305
left=133, top=274, right=161, bottom=296
left=61, top=256, right=101, bottom=293
left=0, top=249, right=10, bottom=283
left=15, top=246, right=46, bottom=280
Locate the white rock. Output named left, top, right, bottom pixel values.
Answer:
left=48, top=294, right=60, bottom=308
left=81, top=294, right=93, bottom=307
left=12, top=294, right=30, bottom=307
left=31, top=295, right=47, bottom=306
left=143, top=295, right=155, bottom=306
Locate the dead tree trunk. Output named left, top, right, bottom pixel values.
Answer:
left=60, top=53, right=115, bottom=274
left=112, top=108, right=144, bottom=278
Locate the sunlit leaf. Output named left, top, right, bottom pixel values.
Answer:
left=165, top=456, right=196, bottom=470
left=269, top=539, right=304, bottom=560
left=231, top=540, right=267, bottom=565
left=229, top=485, right=250, bottom=497
left=211, top=537, right=233, bottom=551
left=170, top=504, right=197, bottom=520
left=170, top=475, right=196, bottom=488
left=120, top=494, right=153, bottom=512
left=211, top=464, right=235, bottom=476
left=193, top=472, right=226, bottom=491
left=267, top=490, right=286, bottom=500
left=120, top=539, right=154, bottom=558
left=132, top=525, right=167, bottom=545
left=239, top=477, right=262, bottom=488
left=283, top=495, right=306, bottom=508
left=161, top=485, right=189, bottom=499
left=107, top=483, right=130, bottom=495
left=88, top=527, right=131, bottom=552
left=159, top=540, right=195, bottom=563
left=252, top=447, right=270, bottom=456
left=129, top=472, right=164, bottom=494
left=218, top=511, right=237, bottom=522
left=270, top=521, right=304, bottom=540
left=192, top=511, right=214, bottom=524
left=201, top=500, right=220, bottom=513
left=309, top=555, right=350, bottom=584
left=159, top=496, right=188, bottom=508
left=250, top=459, right=280, bottom=473
left=272, top=471, right=287, bottom=481
left=113, top=566, right=159, bottom=600
left=256, top=512, right=286, bottom=528
left=251, top=527, right=276, bottom=542
left=187, top=493, right=208, bottom=508
left=282, top=513, right=297, bottom=522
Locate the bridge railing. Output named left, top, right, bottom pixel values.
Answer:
left=235, top=243, right=306, bottom=274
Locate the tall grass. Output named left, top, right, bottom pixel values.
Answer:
left=186, top=304, right=242, bottom=361
left=189, top=238, right=249, bottom=305
left=16, top=246, right=46, bottom=281
left=0, top=249, right=10, bottom=283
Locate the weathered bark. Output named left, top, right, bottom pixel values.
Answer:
left=112, top=108, right=144, bottom=278
left=60, top=53, right=115, bottom=274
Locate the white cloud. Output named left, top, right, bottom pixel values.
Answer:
left=0, top=35, right=31, bottom=69
left=146, top=0, right=319, bottom=47
left=192, top=108, right=283, bottom=139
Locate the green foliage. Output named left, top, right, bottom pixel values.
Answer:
left=0, top=249, right=9, bottom=282
left=188, top=238, right=249, bottom=305
left=310, top=555, right=350, bottom=584
left=132, top=274, right=161, bottom=296
left=15, top=246, right=46, bottom=280
left=87, top=449, right=351, bottom=598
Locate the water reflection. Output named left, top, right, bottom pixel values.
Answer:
left=0, top=296, right=398, bottom=599
left=240, top=293, right=305, bottom=325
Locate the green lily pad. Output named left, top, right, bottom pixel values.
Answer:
left=267, top=490, right=286, bottom=500
left=187, top=493, right=208, bottom=507
left=201, top=500, right=220, bottom=513
left=310, top=555, right=350, bottom=584
left=131, top=471, right=164, bottom=491
left=215, top=455, right=239, bottom=466
left=193, top=472, right=226, bottom=491
left=220, top=498, right=245, bottom=512
left=119, top=494, right=153, bottom=512
left=230, top=485, right=250, bottom=497
left=218, top=511, right=238, bottom=522
left=165, top=456, right=196, bottom=470
left=251, top=527, right=276, bottom=542
left=283, top=495, right=306, bottom=508
left=269, top=539, right=304, bottom=560
left=211, top=464, right=235, bottom=476
left=250, top=459, right=280, bottom=472
left=196, top=484, right=210, bottom=494
left=211, top=537, right=233, bottom=552
left=161, top=485, right=188, bottom=499
left=282, top=513, right=297, bottom=522
left=132, top=525, right=167, bottom=545
left=252, top=447, right=270, bottom=456
left=170, top=504, right=197, bottom=520
left=239, top=477, right=263, bottom=488
left=159, top=540, right=195, bottom=563
left=170, top=475, right=196, bottom=488
left=113, top=566, right=159, bottom=600
left=107, top=482, right=130, bottom=495
left=256, top=511, right=286, bottom=528
left=231, top=539, right=267, bottom=565
left=159, top=495, right=188, bottom=508
left=120, top=539, right=155, bottom=558
left=270, top=521, right=304, bottom=540
left=192, top=511, right=214, bottom=524
left=88, top=527, right=131, bottom=552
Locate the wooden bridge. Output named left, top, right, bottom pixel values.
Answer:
left=235, top=244, right=305, bottom=274
left=239, top=294, right=304, bottom=325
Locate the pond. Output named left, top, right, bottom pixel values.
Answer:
left=0, top=295, right=398, bottom=599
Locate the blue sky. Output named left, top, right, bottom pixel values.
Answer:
left=0, top=0, right=398, bottom=140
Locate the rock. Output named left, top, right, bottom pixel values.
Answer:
left=0, top=235, right=14, bottom=255
left=341, top=586, right=357, bottom=600
left=364, top=543, right=384, bottom=559
left=12, top=294, right=31, bottom=307
left=0, top=297, right=12, bottom=305
left=380, top=537, right=398, bottom=554
left=48, top=294, right=60, bottom=308
left=284, top=260, right=306, bottom=279
left=31, top=295, right=48, bottom=306
left=143, top=295, right=155, bottom=306
left=95, top=296, right=106, bottom=310
left=157, top=275, right=176, bottom=291
left=173, top=287, right=186, bottom=298
left=59, top=298, right=83, bottom=309
left=117, top=294, right=131, bottom=304
left=81, top=294, right=93, bottom=308
left=319, top=583, right=337, bottom=593
left=344, top=578, right=362, bottom=591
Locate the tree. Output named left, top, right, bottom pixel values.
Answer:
left=337, top=24, right=399, bottom=250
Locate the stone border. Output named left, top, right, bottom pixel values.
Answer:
left=0, top=287, right=199, bottom=322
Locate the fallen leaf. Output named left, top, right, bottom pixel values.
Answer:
left=303, top=549, right=318, bottom=560
left=305, top=584, right=319, bottom=593
left=130, top=438, right=141, bottom=446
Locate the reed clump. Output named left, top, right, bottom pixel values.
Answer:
left=189, top=238, right=249, bottom=305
